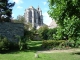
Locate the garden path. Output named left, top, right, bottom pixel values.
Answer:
left=37, top=49, right=80, bottom=53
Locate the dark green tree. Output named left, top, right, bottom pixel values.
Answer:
left=0, top=0, right=15, bottom=22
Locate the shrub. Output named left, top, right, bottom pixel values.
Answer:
left=0, top=36, right=10, bottom=51
left=42, top=39, right=80, bottom=50
left=76, top=40, right=80, bottom=47
left=68, top=39, right=80, bottom=48
left=37, top=25, right=49, bottom=40
left=59, top=40, right=71, bottom=49
left=42, top=40, right=66, bottom=49
left=0, top=35, right=28, bottom=52
left=16, top=36, right=28, bottom=50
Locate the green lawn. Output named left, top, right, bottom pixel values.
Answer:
left=0, top=51, right=80, bottom=60
left=0, top=41, right=80, bottom=60
left=27, top=41, right=42, bottom=48
left=27, top=41, right=43, bottom=51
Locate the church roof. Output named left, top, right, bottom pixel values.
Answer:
left=26, top=6, right=42, bottom=11
left=26, top=6, right=35, bottom=10
left=48, top=20, right=57, bottom=28
left=29, top=6, right=34, bottom=9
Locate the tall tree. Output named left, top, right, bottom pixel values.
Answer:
left=0, top=0, right=15, bottom=22
left=48, top=0, right=80, bottom=47
left=15, top=15, right=25, bottom=23
left=48, top=0, right=80, bottom=25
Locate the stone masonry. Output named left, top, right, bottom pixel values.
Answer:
left=0, top=22, right=24, bottom=43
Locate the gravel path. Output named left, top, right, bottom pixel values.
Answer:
left=37, top=49, right=80, bottom=53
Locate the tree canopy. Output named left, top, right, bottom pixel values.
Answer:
left=0, top=0, right=15, bottom=22
left=48, top=0, right=80, bottom=47
left=13, top=15, right=25, bottom=23
left=48, top=0, right=80, bottom=26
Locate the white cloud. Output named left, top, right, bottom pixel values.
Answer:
left=43, top=12, right=57, bottom=26
left=13, top=0, right=23, bottom=4
left=12, top=14, right=14, bottom=16
left=17, top=6, right=23, bottom=9
left=43, top=2, right=47, bottom=5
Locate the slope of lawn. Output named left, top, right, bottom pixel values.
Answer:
left=0, top=51, right=80, bottom=60
left=27, top=41, right=43, bottom=51
left=0, top=41, right=80, bottom=60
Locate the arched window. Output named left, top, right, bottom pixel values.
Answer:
left=29, top=10, right=32, bottom=23
left=29, top=10, right=32, bottom=18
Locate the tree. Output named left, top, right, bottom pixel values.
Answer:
left=47, top=28, right=57, bottom=40
left=48, top=0, right=80, bottom=47
left=37, top=25, right=49, bottom=40
left=14, top=15, right=25, bottom=23
left=0, top=0, right=15, bottom=22
left=48, top=0, right=80, bottom=25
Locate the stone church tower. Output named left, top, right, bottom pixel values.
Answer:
left=24, top=6, right=43, bottom=29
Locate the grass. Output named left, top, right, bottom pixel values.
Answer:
left=0, top=41, right=80, bottom=60
left=27, top=41, right=43, bottom=51
left=39, top=53, right=80, bottom=60
left=0, top=51, right=80, bottom=60
left=27, top=41, right=42, bottom=47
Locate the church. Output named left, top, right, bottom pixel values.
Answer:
left=24, top=6, right=43, bottom=29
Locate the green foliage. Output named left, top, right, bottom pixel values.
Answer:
left=53, top=26, right=68, bottom=40
left=47, top=28, right=57, bottom=40
left=37, top=25, right=49, bottom=40
left=68, top=37, right=80, bottom=48
left=15, top=36, right=28, bottom=50
left=0, top=36, right=10, bottom=51
left=37, top=25, right=57, bottom=40
left=0, top=35, right=20, bottom=51
left=13, top=15, right=36, bottom=40
left=48, top=0, right=80, bottom=47
left=0, top=0, right=15, bottom=22
left=13, top=15, right=25, bottom=23
left=42, top=40, right=66, bottom=49
left=48, top=0, right=80, bottom=24
left=0, top=35, right=28, bottom=52
left=42, top=39, right=80, bottom=49
left=24, top=29, right=34, bottom=40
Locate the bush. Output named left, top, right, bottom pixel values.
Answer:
left=16, top=36, right=28, bottom=50
left=0, top=35, right=28, bottom=52
left=42, top=39, right=80, bottom=50
left=59, top=40, right=71, bottom=49
left=42, top=40, right=66, bottom=49
left=68, top=39, right=80, bottom=48
left=0, top=36, right=10, bottom=51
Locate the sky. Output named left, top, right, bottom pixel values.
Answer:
left=9, top=0, right=56, bottom=26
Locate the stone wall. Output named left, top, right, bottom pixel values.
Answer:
left=0, top=22, right=24, bottom=43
